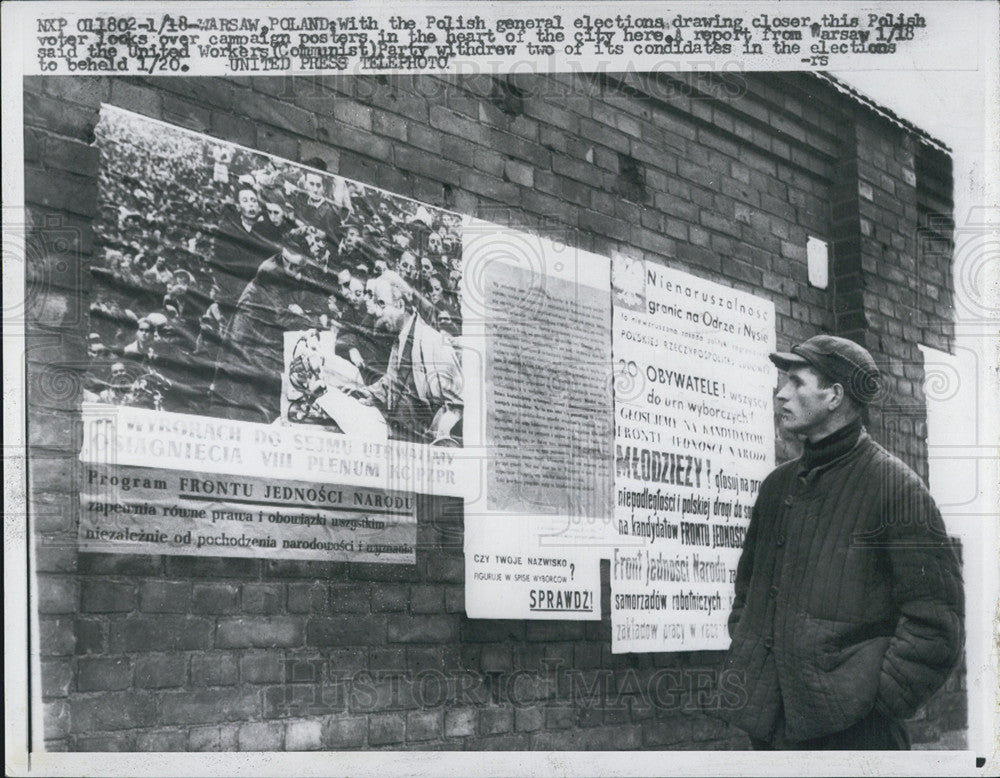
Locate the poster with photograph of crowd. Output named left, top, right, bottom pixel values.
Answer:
left=78, top=105, right=470, bottom=561
left=86, top=105, right=464, bottom=445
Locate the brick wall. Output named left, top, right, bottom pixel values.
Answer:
left=23, top=72, right=964, bottom=751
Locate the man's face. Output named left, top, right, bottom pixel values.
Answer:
left=348, top=278, right=365, bottom=307
left=427, top=233, right=443, bottom=254
left=265, top=203, right=285, bottom=226
left=398, top=252, right=417, bottom=280
left=110, top=363, right=131, bottom=391
left=420, top=257, right=434, bottom=280
left=136, top=321, right=153, bottom=348
left=364, top=279, right=379, bottom=315
left=237, top=189, right=260, bottom=220
left=343, top=227, right=361, bottom=252
left=428, top=276, right=443, bottom=304
left=304, top=174, right=324, bottom=201
left=373, top=287, right=406, bottom=335
left=775, top=365, right=835, bottom=438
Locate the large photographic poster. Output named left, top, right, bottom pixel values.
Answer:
left=81, top=105, right=472, bottom=560
left=462, top=221, right=614, bottom=619
left=610, top=256, right=775, bottom=651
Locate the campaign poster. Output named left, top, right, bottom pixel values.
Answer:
left=80, top=105, right=473, bottom=560
left=462, top=220, right=614, bottom=619
left=610, top=255, right=776, bottom=651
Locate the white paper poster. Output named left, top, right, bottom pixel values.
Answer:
left=462, top=220, right=614, bottom=619
left=610, top=255, right=776, bottom=651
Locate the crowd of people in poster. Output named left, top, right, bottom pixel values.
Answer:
left=85, top=108, right=465, bottom=445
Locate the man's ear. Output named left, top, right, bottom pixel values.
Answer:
left=827, top=382, right=846, bottom=411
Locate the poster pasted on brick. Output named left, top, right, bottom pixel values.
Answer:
left=81, top=104, right=472, bottom=561
left=461, top=221, right=614, bottom=621
left=611, top=255, right=775, bottom=651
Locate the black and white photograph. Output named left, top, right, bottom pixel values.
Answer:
left=4, top=1, right=998, bottom=776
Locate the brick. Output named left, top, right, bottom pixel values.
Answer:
left=333, top=99, right=373, bottom=131
left=41, top=659, right=72, bottom=698
left=158, top=690, right=258, bottom=726
left=238, top=721, right=284, bottom=751
left=110, top=80, right=162, bottom=117
left=44, top=135, right=99, bottom=178
left=372, top=109, right=407, bottom=141
left=410, top=585, right=444, bottom=614
left=387, top=615, right=458, bottom=643
left=135, top=654, right=187, bottom=689
left=23, top=91, right=96, bottom=142
left=288, top=583, right=329, bottom=614
left=37, top=575, right=76, bottom=614
left=444, top=707, right=476, bottom=738
left=243, top=93, right=315, bottom=137
left=444, top=586, right=465, bottom=614
left=480, top=706, right=514, bottom=736
left=286, top=719, right=323, bottom=750
left=188, top=726, right=220, bottom=752
left=162, top=94, right=211, bottom=132
left=368, top=712, right=406, bottom=746
left=515, top=705, right=544, bottom=732
left=396, top=145, right=463, bottom=186
left=256, top=126, right=300, bottom=160
left=74, top=619, right=104, bottom=655
left=42, top=77, right=111, bottom=108
left=406, top=710, right=442, bottom=742
left=24, top=168, right=98, bottom=218
left=242, top=583, right=284, bottom=614
left=35, top=542, right=77, bottom=574
left=77, top=656, right=132, bottom=692
left=78, top=554, right=163, bottom=576
left=210, top=110, right=255, bottom=148
left=503, top=159, right=534, bottom=188
left=43, top=699, right=70, bottom=741
left=318, top=121, right=391, bottom=162
left=241, top=652, right=284, bottom=684
left=306, top=616, right=378, bottom=647
left=216, top=617, right=303, bottom=648
left=71, top=692, right=157, bottom=732
left=139, top=581, right=191, bottom=613
left=191, top=583, right=240, bottom=614
left=149, top=77, right=235, bottom=110
left=110, top=616, right=213, bottom=652
left=74, top=732, right=134, bottom=751
left=40, top=616, right=75, bottom=656
left=190, top=653, right=239, bottom=687
left=134, top=729, right=188, bottom=751
left=325, top=715, right=367, bottom=749
left=328, top=583, right=370, bottom=613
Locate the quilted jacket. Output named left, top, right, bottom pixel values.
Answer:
left=718, top=428, right=964, bottom=743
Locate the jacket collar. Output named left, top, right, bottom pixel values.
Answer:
left=796, top=425, right=870, bottom=480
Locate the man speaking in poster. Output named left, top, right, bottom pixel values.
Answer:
left=720, top=335, right=964, bottom=750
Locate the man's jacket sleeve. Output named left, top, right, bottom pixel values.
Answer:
left=874, top=469, right=965, bottom=720
left=728, top=500, right=761, bottom=639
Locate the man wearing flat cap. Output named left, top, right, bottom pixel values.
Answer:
left=719, top=334, right=963, bottom=750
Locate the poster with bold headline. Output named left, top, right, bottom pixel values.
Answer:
left=462, top=220, right=614, bottom=620
left=610, top=255, right=776, bottom=651
left=79, top=105, right=475, bottom=561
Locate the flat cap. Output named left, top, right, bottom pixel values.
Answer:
left=770, top=334, right=882, bottom=406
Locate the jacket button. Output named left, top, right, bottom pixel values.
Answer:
left=763, top=637, right=774, bottom=649
left=776, top=535, right=785, bottom=547
left=783, top=497, right=793, bottom=507
left=769, top=586, right=778, bottom=598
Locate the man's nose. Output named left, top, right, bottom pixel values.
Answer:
left=775, top=382, right=791, bottom=401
